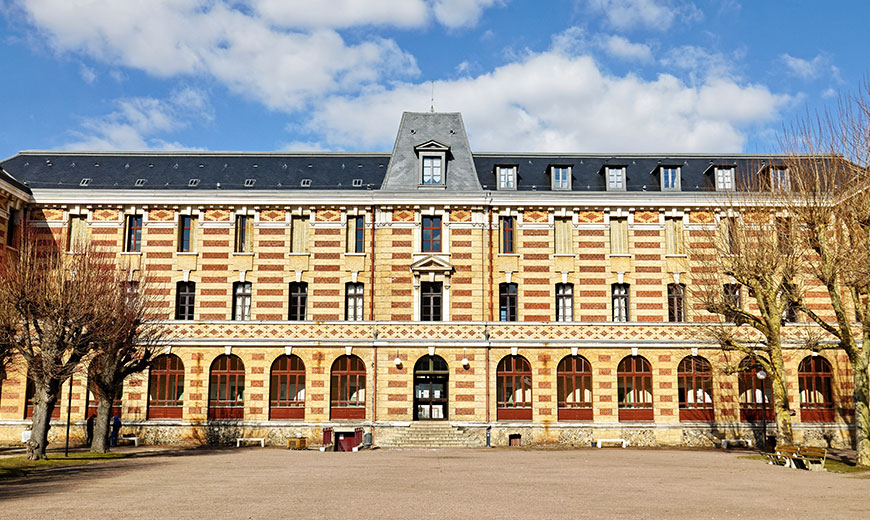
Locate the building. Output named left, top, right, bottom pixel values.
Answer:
left=0, top=112, right=853, bottom=449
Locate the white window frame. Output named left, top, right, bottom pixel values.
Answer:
left=551, top=166, right=571, bottom=190
left=420, top=153, right=445, bottom=186
left=497, top=165, right=517, bottom=190
left=661, top=166, right=681, bottom=191
left=606, top=166, right=626, bottom=191
left=715, top=167, right=735, bottom=191
left=770, top=167, right=790, bottom=191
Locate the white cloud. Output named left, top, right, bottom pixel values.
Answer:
left=586, top=0, right=702, bottom=31
left=248, top=0, right=428, bottom=29
left=431, top=0, right=501, bottom=28
left=303, top=49, right=788, bottom=153
left=660, top=45, right=739, bottom=84
left=552, top=28, right=653, bottom=62
left=780, top=53, right=837, bottom=81
left=79, top=63, right=96, bottom=84
left=65, top=87, right=213, bottom=150
left=600, top=35, right=652, bottom=61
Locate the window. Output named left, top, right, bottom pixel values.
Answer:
left=6, top=208, right=20, bottom=248
left=345, top=282, right=364, bottom=321
left=776, top=217, right=792, bottom=255
left=556, top=283, right=574, bottom=322
left=134, top=178, right=146, bottom=187
left=147, top=354, right=184, bottom=419
left=724, top=284, right=742, bottom=311
left=606, top=166, right=626, bottom=190
left=232, top=282, right=252, bottom=321
left=738, top=357, right=772, bottom=423
left=67, top=214, right=87, bottom=252
left=347, top=216, right=365, bottom=253
left=497, top=166, right=516, bottom=189
left=243, top=178, right=256, bottom=187
left=288, top=282, right=308, bottom=321
left=677, top=356, right=713, bottom=422
left=665, top=217, right=684, bottom=255
left=496, top=355, right=532, bottom=420
left=610, top=217, right=628, bottom=255
left=122, top=280, right=139, bottom=307
left=551, top=166, right=570, bottom=190
left=770, top=167, right=790, bottom=191
left=124, top=215, right=143, bottom=252
left=617, top=356, right=653, bottom=421
left=300, top=179, right=311, bottom=187
left=178, top=215, right=196, bottom=252
left=500, top=216, right=515, bottom=254
left=715, top=167, right=735, bottom=191
left=175, top=281, right=196, bottom=320
left=234, top=215, right=253, bottom=253
left=612, top=283, right=629, bottom=322
left=188, top=178, right=200, bottom=187
left=667, top=283, right=686, bottom=322
left=421, top=282, right=443, bottom=321
left=422, top=216, right=442, bottom=252
left=781, top=282, right=798, bottom=323
left=554, top=217, right=573, bottom=255
left=661, top=166, right=680, bottom=190
left=499, top=282, right=517, bottom=322
left=270, top=355, right=306, bottom=420
left=291, top=216, right=309, bottom=253
left=798, top=356, right=834, bottom=422
left=722, top=217, right=738, bottom=254
left=422, top=156, right=443, bottom=185
left=208, top=354, right=245, bottom=420
left=557, top=356, right=592, bottom=420
left=352, top=178, right=363, bottom=187
left=330, top=355, right=366, bottom=420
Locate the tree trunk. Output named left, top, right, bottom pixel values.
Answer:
left=853, top=353, right=870, bottom=467
left=769, top=344, right=794, bottom=445
left=26, top=381, right=60, bottom=460
left=90, top=389, right=114, bottom=453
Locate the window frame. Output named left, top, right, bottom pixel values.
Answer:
left=500, top=216, right=516, bottom=254
left=798, top=356, right=834, bottom=422
left=67, top=213, right=87, bottom=252
left=330, top=355, right=366, bottom=419
left=770, top=166, right=791, bottom=191
left=421, top=216, right=442, bottom=253
left=715, top=166, right=735, bottom=191
left=345, top=282, right=365, bottom=321
left=606, top=166, right=626, bottom=191
left=667, top=283, right=686, bottom=322
left=617, top=356, right=653, bottom=421
left=175, top=281, right=196, bottom=320
left=496, top=355, right=533, bottom=420
left=124, top=214, right=143, bottom=252
left=234, top=215, right=253, bottom=253
left=497, top=165, right=517, bottom=190
left=178, top=214, right=194, bottom=252
left=147, top=354, right=185, bottom=419
left=737, top=357, right=773, bottom=423
left=208, top=354, right=245, bottom=420
left=288, top=282, right=308, bottom=321
left=551, top=165, right=571, bottom=191
left=347, top=215, right=365, bottom=253
left=499, top=282, right=518, bottom=322
left=555, top=283, right=574, bottom=322
left=612, top=283, right=630, bottom=322
left=557, top=355, right=593, bottom=421
left=420, top=281, right=443, bottom=322
left=677, top=356, right=713, bottom=422
left=660, top=166, right=681, bottom=191
left=270, top=354, right=306, bottom=420
left=232, top=281, right=252, bottom=321
left=421, top=154, right=444, bottom=185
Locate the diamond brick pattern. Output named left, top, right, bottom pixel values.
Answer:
left=577, top=211, right=604, bottom=223
left=260, top=209, right=286, bottom=222
left=689, top=211, right=715, bottom=223
left=204, top=209, right=230, bottom=221
left=93, top=209, right=119, bottom=221
left=524, top=210, right=548, bottom=223
left=634, top=211, right=659, bottom=223
left=393, top=209, right=414, bottom=222
left=450, top=210, right=472, bottom=222
left=316, top=209, right=340, bottom=222
left=148, top=209, right=175, bottom=221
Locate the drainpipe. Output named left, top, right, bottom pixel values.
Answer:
left=370, top=204, right=377, bottom=424
left=486, top=202, right=493, bottom=424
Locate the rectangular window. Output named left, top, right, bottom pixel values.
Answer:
left=421, top=282, right=442, bottom=321
left=500, top=216, right=515, bottom=254
left=552, top=166, right=570, bottom=190
left=346, top=216, right=365, bottom=253
left=716, top=167, right=734, bottom=191
left=612, top=283, right=629, bottom=322
left=668, top=283, right=685, bottom=322
left=178, top=215, right=196, bottom=252
left=606, top=167, right=625, bottom=190
left=770, top=167, right=790, bottom=191
left=234, top=216, right=254, bottom=253
left=499, top=283, right=518, bottom=322
left=661, top=167, right=680, bottom=190
left=67, top=214, right=87, bottom=252
left=288, top=282, right=308, bottom=321
left=124, top=215, right=143, bottom=252
left=291, top=216, right=309, bottom=253
left=175, top=281, right=196, bottom=320
left=497, top=166, right=516, bottom=189
left=776, top=217, right=791, bottom=255
left=665, top=217, right=684, bottom=255
left=422, top=156, right=443, bottom=185
left=781, top=282, right=797, bottom=323
left=724, top=284, right=742, bottom=310
left=723, top=217, right=738, bottom=254
left=610, top=217, right=628, bottom=255
left=345, top=282, right=364, bottom=321
left=556, top=283, right=574, bottom=322
left=422, top=216, right=442, bottom=252
left=6, top=208, right=19, bottom=247
left=232, top=282, right=252, bottom=320
left=554, top=217, right=573, bottom=255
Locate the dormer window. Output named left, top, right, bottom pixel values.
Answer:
left=770, top=166, right=790, bottom=191
left=551, top=166, right=571, bottom=190
left=715, top=167, right=734, bottom=191
left=422, top=156, right=442, bottom=185
left=606, top=166, right=626, bottom=191
left=661, top=166, right=680, bottom=191
left=497, top=166, right=516, bottom=190
left=414, top=140, right=449, bottom=188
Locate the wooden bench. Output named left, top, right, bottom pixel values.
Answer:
left=798, top=446, right=827, bottom=471
left=721, top=438, right=753, bottom=449
left=767, top=445, right=800, bottom=467
left=595, top=438, right=629, bottom=448
left=236, top=437, right=265, bottom=448
left=118, top=436, right=139, bottom=447
left=766, top=445, right=827, bottom=471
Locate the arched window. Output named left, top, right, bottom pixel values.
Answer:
left=496, top=355, right=532, bottom=420
left=270, top=355, right=306, bottom=420
left=330, top=355, right=366, bottom=420
left=678, top=356, right=713, bottom=422
left=617, top=356, right=653, bottom=421
left=148, top=354, right=185, bottom=419
left=557, top=355, right=592, bottom=421
left=24, top=376, right=61, bottom=420
left=738, top=356, right=772, bottom=423
left=798, top=356, right=834, bottom=422
left=208, top=354, right=245, bottom=420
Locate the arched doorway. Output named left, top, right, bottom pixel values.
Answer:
left=414, top=355, right=448, bottom=420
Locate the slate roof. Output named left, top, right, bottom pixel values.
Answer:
left=0, top=164, right=31, bottom=194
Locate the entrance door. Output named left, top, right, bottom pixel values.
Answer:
left=413, top=355, right=449, bottom=420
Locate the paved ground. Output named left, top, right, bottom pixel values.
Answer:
left=1, top=447, right=868, bottom=519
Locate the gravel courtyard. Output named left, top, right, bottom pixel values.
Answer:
left=1, top=447, right=868, bottom=519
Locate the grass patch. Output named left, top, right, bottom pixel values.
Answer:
left=0, top=451, right=131, bottom=480
left=738, top=454, right=870, bottom=474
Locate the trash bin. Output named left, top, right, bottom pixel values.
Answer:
left=363, top=432, right=373, bottom=447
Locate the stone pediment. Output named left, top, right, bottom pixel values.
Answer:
left=414, top=139, right=450, bottom=153
left=410, top=255, right=454, bottom=274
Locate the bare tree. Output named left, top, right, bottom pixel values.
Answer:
left=781, top=82, right=870, bottom=466
left=694, top=169, right=805, bottom=446
left=88, top=271, right=167, bottom=453
left=0, top=228, right=114, bottom=459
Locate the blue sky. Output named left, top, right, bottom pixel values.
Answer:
left=0, top=0, right=866, bottom=159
